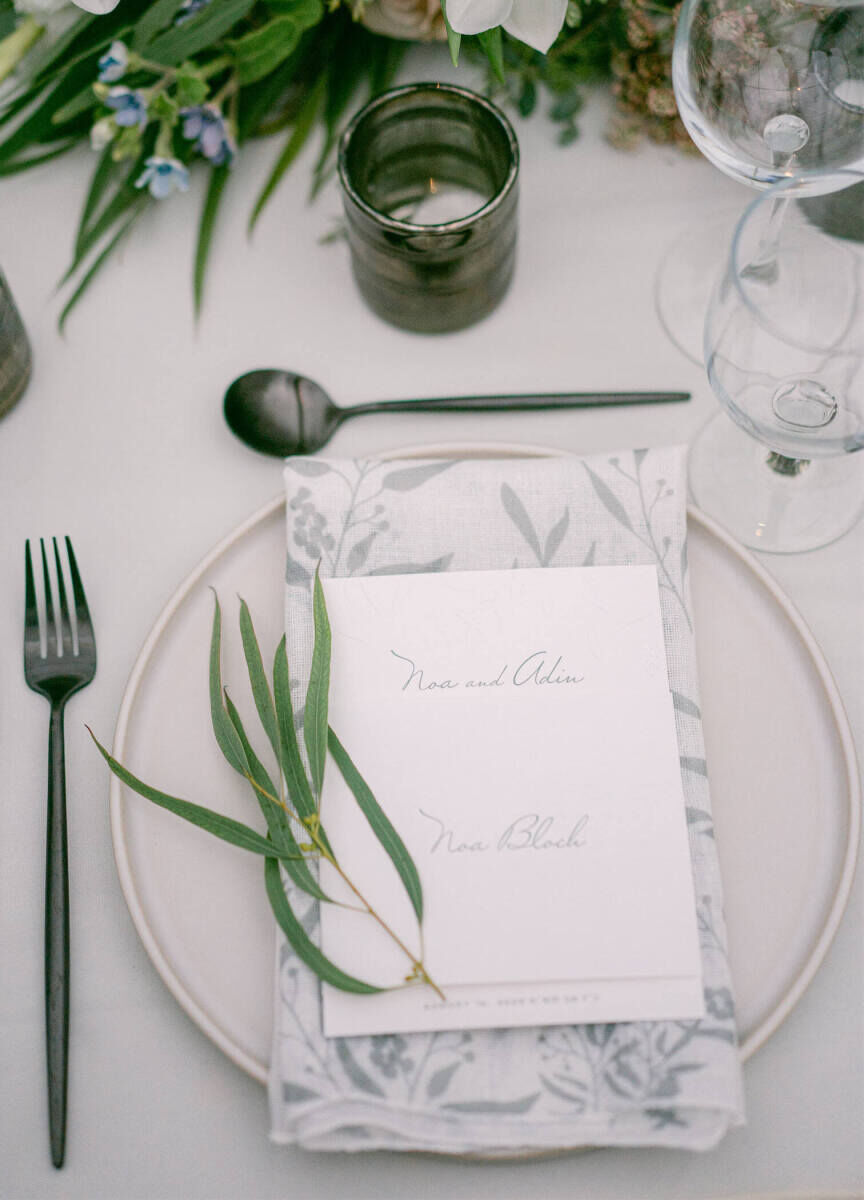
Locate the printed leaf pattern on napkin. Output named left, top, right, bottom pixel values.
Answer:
left=271, top=449, right=743, bottom=1153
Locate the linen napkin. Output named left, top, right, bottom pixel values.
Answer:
left=269, top=446, right=745, bottom=1153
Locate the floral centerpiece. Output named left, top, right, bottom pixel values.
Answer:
left=0, top=0, right=684, bottom=321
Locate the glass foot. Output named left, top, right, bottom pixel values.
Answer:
left=654, top=208, right=741, bottom=367
left=688, top=411, right=864, bottom=553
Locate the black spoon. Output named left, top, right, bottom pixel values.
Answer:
left=223, top=369, right=690, bottom=458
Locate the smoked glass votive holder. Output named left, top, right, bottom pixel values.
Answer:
left=337, top=83, right=519, bottom=334
left=0, top=269, right=31, bottom=419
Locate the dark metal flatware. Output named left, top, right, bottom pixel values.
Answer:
left=223, top=369, right=691, bottom=458
left=23, top=538, right=97, bottom=1169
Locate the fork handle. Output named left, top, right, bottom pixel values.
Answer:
left=45, top=702, right=69, bottom=1169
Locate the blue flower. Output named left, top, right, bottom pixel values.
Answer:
left=180, top=104, right=235, bottom=166
left=175, top=0, right=212, bottom=24
left=97, top=40, right=128, bottom=83
left=135, top=156, right=190, bottom=199
left=105, top=86, right=148, bottom=129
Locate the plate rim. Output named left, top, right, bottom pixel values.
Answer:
left=109, top=443, right=861, bottom=1087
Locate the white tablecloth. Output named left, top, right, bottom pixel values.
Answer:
left=0, top=51, right=861, bottom=1200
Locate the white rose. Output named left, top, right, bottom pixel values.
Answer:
left=445, top=0, right=567, bottom=53
left=360, top=0, right=446, bottom=41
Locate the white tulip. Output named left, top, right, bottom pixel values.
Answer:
left=445, top=0, right=567, bottom=53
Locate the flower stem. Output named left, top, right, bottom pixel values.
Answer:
left=154, top=119, right=175, bottom=158
left=211, top=74, right=238, bottom=109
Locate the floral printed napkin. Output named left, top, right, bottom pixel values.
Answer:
left=269, top=447, right=745, bottom=1153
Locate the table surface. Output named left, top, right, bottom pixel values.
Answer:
left=0, top=50, right=861, bottom=1200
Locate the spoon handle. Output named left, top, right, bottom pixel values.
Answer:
left=350, top=391, right=689, bottom=416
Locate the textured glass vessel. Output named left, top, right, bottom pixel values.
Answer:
left=338, top=83, right=519, bottom=333
left=0, top=270, right=31, bottom=419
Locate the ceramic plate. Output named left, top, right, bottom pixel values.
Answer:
left=109, top=445, right=860, bottom=1084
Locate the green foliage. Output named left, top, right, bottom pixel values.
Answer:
left=440, top=0, right=461, bottom=67
left=0, top=6, right=16, bottom=41
left=174, top=65, right=209, bottom=106
left=230, top=16, right=305, bottom=85
left=144, top=0, right=257, bottom=66
left=304, top=571, right=331, bottom=799
left=0, top=0, right=675, bottom=321
left=150, top=90, right=179, bottom=123
left=94, top=589, right=439, bottom=997
left=477, top=26, right=504, bottom=83
left=131, top=0, right=187, bottom=52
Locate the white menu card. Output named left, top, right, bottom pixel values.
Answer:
left=316, top=567, right=704, bottom=1038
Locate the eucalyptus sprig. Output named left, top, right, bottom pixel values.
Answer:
left=90, top=572, right=443, bottom=1001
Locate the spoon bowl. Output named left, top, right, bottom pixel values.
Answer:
left=224, top=370, right=340, bottom=457
left=223, top=369, right=691, bottom=458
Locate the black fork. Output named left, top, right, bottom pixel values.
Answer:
left=23, top=538, right=97, bottom=1168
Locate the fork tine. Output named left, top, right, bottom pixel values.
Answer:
left=65, top=538, right=95, bottom=653
left=40, top=538, right=56, bottom=656
left=24, top=540, right=41, bottom=661
left=52, top=538, right=73, bottom=655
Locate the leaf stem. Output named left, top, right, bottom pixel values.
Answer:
left=243, top=770, right=444, bottom=1001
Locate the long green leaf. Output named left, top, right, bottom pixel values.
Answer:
left=193, top=162, right=228, bottom=316
left=222, top=691, right=282, bottom=818
left=90, top=731, right=302, bottom=863
left=272, top=636, right=316, bottom=821
left=0, top=80, right=46, bottom=131
left=368, top=36, right=405, bottom=96
left=304, top=569, right=330, bottom=799
left=229, top=15, right=303, bottom=86
left=440, top=0, right=461, bottom=67
left=132, top=0, right=186, bottom=52
left=238, top=598, right=280, bottom=761
left=34, top=24, right=133, bottom=91
left=74, top=146, right=117, bottom=259
left=62, top=156, right=146, bottom=285
left=30, top=12, right=95, bottom=82
left=0, top=140, right=75, bottom=175
left=0, top=58, right=95, bottom=163
left=267, top=0, right=324, bottom=18
left=248, top=74, right=323, bottom=230
left=209, top=593, right=250, bottom=774
left=264, top=856, right=384, bottom=994
left=236, top=46, right=307, bottom=140
left=51, top=84, right=98, bottom=126
left=328, top=728, right=423, bottom=923
left=309, top=26, right=369, bottom=198
left=59, top=203, right=145, bottom=331
left=146, top=0, right=256, bottom=66
left=478, top=26, right=505, bottom=82
left=223, top=692, right=329, bottom=901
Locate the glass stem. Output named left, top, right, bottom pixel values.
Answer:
left=741, top=139, right=802, bottom=281
left=766, top=450, right=809, bottom=476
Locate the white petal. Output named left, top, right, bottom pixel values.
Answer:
left=445, top=0, right=513, bottom=37
left=503, top=0, right=567, bottom=52
left=13, top=0, right=68, bottom=14
left=72, top=0, right=121, bottom=12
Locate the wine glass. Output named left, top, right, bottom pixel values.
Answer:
left=688, top=169, right=864, bottom=553
left=655, top=0, right=864, bottom=364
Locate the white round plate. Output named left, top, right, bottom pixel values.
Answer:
left=110, top=445, right=860, bottom=1085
